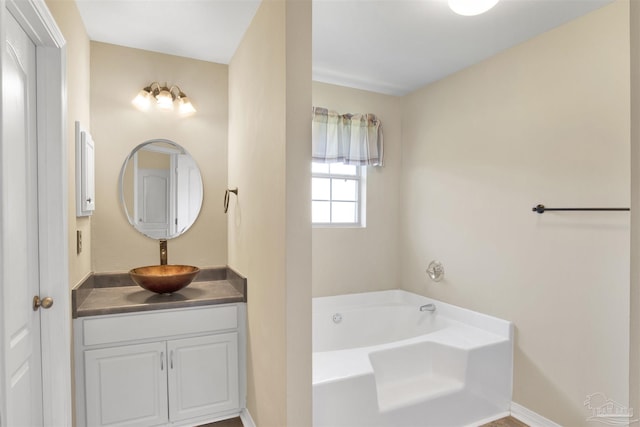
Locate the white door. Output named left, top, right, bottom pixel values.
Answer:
left=167, top=333, right=239, bottom=422
left=2, top=10, right=44, bottom=427
left=84, top=342, right=169, bottom=427
left=136, top=168, right=170, bottom=238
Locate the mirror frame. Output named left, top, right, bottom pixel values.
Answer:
left=118, top=138, right=204, bottom=240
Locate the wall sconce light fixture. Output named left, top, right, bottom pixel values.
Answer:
left=132, top=82, right=197, bottom=115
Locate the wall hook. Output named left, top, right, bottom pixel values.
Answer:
left=224, top=188, right=238, bottom=213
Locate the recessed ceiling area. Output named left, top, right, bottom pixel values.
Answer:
left=75, top=0, right=615, bottom=96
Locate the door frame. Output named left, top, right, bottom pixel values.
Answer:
left=0, top=0, right=70, bottom=426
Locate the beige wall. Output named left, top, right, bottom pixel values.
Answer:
left=631, top=0, right=640, bottom=416
left=311, top=82, right=401, bottom=297
left=228, top=0, right=312, bottom=425
left=400, top=2, right=630, bottom=425
left=45, top=0, right=91, bottom=288
left=90, top=42, right=228, bottom=272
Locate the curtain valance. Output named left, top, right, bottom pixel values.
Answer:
left=312, top=106, right=384, bottom=166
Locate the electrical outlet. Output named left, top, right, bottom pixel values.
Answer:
left=77, top=230, right=82, bottom=254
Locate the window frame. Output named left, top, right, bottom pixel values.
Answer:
left=311, top=162, right=366, bottom=228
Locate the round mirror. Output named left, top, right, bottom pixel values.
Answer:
left=119, top=139, right=203, bottom=239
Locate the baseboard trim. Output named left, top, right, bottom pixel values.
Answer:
left=465, top=411, right=511, bottom=427
left=237, top=402, right=556, bottom=427
left=511, top=402, right=562, bottom=427
left=240, top=408, right=256, bottom=427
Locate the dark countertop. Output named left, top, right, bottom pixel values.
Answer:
left=72, top=267, right=246, bottom=318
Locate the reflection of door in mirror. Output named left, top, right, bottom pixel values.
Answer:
left=137, top=167, right=170, bottom=238
left=134, top=145, right=175, bottom=239
left=176, top=155, right=203, bottom=234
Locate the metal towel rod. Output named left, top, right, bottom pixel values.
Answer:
left=532, top=204, right=629, bottom=214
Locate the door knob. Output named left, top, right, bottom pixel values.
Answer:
left=33, top=296, right=54, bottom=311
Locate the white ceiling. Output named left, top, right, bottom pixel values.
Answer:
left=75, top=0, right=615, bottom=96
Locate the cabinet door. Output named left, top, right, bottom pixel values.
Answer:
left=168, top=333, right=239, bottom=422
left=84, top=342, right=168, bottom=427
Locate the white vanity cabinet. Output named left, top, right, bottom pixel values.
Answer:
left=84, top=341, right=169, bottom=427
left=167, top=333, right=239, bottom=422
left=74, top=304, right=245, bottom=427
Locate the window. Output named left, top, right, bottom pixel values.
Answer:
left=312, top=162, right=365, bottom=226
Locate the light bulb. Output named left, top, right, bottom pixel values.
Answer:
left=448, top=0, right=499, bottom=16
left=156, top=86, right=174, bottom=110
left=178, top=96, right=196, bottom=115
left=132, top=88, right=152, bottom=110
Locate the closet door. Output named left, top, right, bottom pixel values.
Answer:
left=84, top=342, right=168, bottom=427
left=2, top=9, right=43, bottom=427
left=168, top=333, right=239, bottom=422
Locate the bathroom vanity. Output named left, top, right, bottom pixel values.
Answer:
left=71, top=139, right=246, bottom=426
left=72, top=268, right=247, bottom=427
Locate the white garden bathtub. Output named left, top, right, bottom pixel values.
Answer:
left=313, top=290, right=513, bottom=427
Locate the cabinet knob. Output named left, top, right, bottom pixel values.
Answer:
left=33, top=296, right=54, bottom=311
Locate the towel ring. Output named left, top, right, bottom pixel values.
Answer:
left=224, top=188, right=238, bottom=213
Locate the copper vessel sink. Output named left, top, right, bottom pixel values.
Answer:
left=129, top=265, right=200, bottom=294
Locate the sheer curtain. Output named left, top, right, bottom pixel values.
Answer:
left=312, top=106, right=384, bottom=166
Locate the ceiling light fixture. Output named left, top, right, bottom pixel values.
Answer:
left=448, top=0, right=499, bottom=16
left=132, top=82, right=197, bottom=115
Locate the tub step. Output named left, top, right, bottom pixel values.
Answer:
left=375, top=373, right=464, bottom=412
left=369, top=341, right=467, bottom=413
